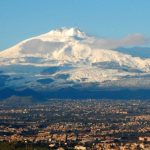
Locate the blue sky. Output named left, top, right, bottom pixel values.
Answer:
left=0, top=0, right=150, bottom=50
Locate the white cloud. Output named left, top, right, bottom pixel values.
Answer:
left=84, top=34, right=149, bottom=49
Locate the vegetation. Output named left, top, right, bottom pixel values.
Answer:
left=0, top=141, right=50, bottom=150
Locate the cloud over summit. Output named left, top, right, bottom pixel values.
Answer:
left=85, top=34, right=149, bottom=49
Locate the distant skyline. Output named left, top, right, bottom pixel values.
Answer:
left=0, top=0, right=150, bottom=50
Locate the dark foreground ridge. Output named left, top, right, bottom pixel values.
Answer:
left=1, top=87, right=150, bottom=101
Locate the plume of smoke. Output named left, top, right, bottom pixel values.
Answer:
left=84, top=34, right=149, bottom=49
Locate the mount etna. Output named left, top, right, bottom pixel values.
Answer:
left=0, top=27, right=150, bottom=100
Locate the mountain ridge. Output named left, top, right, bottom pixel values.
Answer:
left=0, top=27, right=150, bottom=99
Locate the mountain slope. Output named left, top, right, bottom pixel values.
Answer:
left=0, top=27, right=150, bottom=99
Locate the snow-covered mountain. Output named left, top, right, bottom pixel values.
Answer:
left=0, top=27, right=150, bottom=99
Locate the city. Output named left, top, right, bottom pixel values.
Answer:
left=0, top=98, right=150, bottom=149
